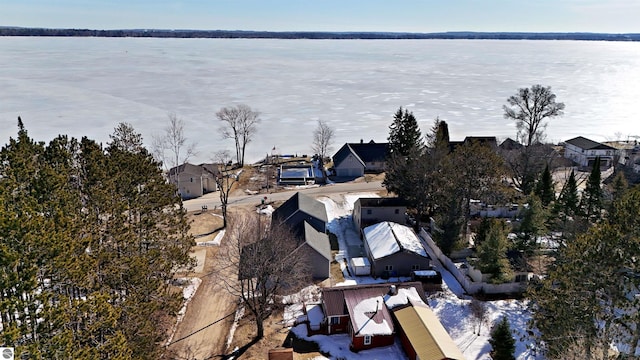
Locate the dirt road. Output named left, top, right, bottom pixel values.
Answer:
left=167, top=246, right=237, bottom=360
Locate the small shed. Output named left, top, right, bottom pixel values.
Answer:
left=268, top=347, right=293, bottom=360
left=350, top=257, right=371, bottom=276
left=411, top=270, right=442, bottom=291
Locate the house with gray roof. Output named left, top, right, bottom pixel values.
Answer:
left=272, top=192, right=331, bottom=279
left=363, top=221, right=430, bottom=278
left=332, top=140, right=389, bottom=177
left=564, top=136, right=615, bottom=169
left=299, top=222, right=331, bottom=279
left=272, top=192, right=327, bottom=234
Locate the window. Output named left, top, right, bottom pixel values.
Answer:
left=190, top=177, right=194, bottom=183
left=364, top=335, right=372, bottom=345
left=330, top=316, right=340, bottom=325
left=411, top=264, right=421, bottom=271
left=366, top=209, right=372, bottom=215
left=384, top=265, right=393, bottom=271
left=394, top=209, right=399, bottom=214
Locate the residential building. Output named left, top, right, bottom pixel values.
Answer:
left=272, top=192, right=331, bottom=279
left=564, top=136, right=615, bottom=169
left=449, top=136, right=498, bottom=152
left=302, top=282, right=463, bottom=357
left=332, top=140, right=389, bottom=177
left=363, top=222, right=430, bottom=278
left=353, top=197, right=408, bottom=230
left=317, top=283, right=425, bottom=351
left=168, top=163, right=218, bottom=200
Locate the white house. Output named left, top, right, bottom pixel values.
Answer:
left=564, top=136, right=615, bottom=169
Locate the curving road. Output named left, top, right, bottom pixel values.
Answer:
left=182, top=180, right=385, bottom=212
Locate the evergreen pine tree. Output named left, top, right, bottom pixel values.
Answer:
left=489, top=317, right=516, bottom=360
left=387, top=106, right=422, bottom=156
left=534, top=164, right=555, bottom=206
left=474, top=219, right=513, bottom=283
left=517, top=194, right=548, bottom=262
left=555, top=169, right=580, bottom=220
left=581, top=156, right=603, bottom=221
left=1, top=120, right=193, bottom=359
left=426, top=117, right=450, bottom=158
left=607, top=171, right=628, bottom=213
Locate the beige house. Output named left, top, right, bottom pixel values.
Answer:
left=168, top=163, right=218, bottom=200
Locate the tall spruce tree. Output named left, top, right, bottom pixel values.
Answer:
left=384, top=107, right=427, bottom=221
left=474, top=219, right=513, bottom=284
left=555, top=169, right=580, bottom=220
left=387, top=106, right=422, bottom=156
left=426, top=117, right=450, bottom=158
left=517, top=194, right=548, bottom=262
left=581, top=156, right=603, bottom=221
left=607, top=171, right=628, bottom=213
left=534, top=164, right=555, bottom=207
left=489, top=317, right=516, bottom=360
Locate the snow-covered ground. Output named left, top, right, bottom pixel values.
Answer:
left=283, top=193, right=542, bottom=360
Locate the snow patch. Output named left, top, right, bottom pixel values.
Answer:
left=196, top=229, right=225, bottom=246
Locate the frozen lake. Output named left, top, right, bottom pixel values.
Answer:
left=1, top=37, right=639, bottom=163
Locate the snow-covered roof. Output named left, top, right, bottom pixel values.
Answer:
left=347, top=293, right=394, bottom=336
left=351, top=257, right=371, bottom=267
left=306, top=304, right=324, bottom=328
left=383, top=287, right=426, bottom=310
left=363, top=221, right=428, bottom=259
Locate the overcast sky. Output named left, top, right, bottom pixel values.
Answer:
left=2, top=0, right=639, bottom=33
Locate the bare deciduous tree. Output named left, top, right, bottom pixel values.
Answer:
left=470, top=299, right=488, bottom=336
left=216, top=212, right=309, bottom=340
left=503, top=84, right=565, bottom=147
left=216, top=104, right=261, bottom=167
left=311, top=119, right=335, bottom=163
left=152, top=113, right=197, bottom=191
left=213, top=150, right=237, bottom=228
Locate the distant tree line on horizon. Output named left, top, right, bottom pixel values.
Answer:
left=1, top=27, right=639, bottom=41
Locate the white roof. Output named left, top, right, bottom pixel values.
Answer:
left=351, top=257, right=371, bottom=267
left=352, top=296, right=393, bottom=336
left=384, top=287, right=426, bottom=309
left=306, top=304, right=324, bottom=327
left=363, top=221, right=428, bottom=259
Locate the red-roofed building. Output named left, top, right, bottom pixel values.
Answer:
left=311, top=283, right=427, bottom=351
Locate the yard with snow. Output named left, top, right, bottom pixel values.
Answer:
left=279, top=192, right=543, bottom=360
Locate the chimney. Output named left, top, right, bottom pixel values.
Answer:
left=360, top=139, right=363, bottom=144
left=389, top=285, right=397, bottom=295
